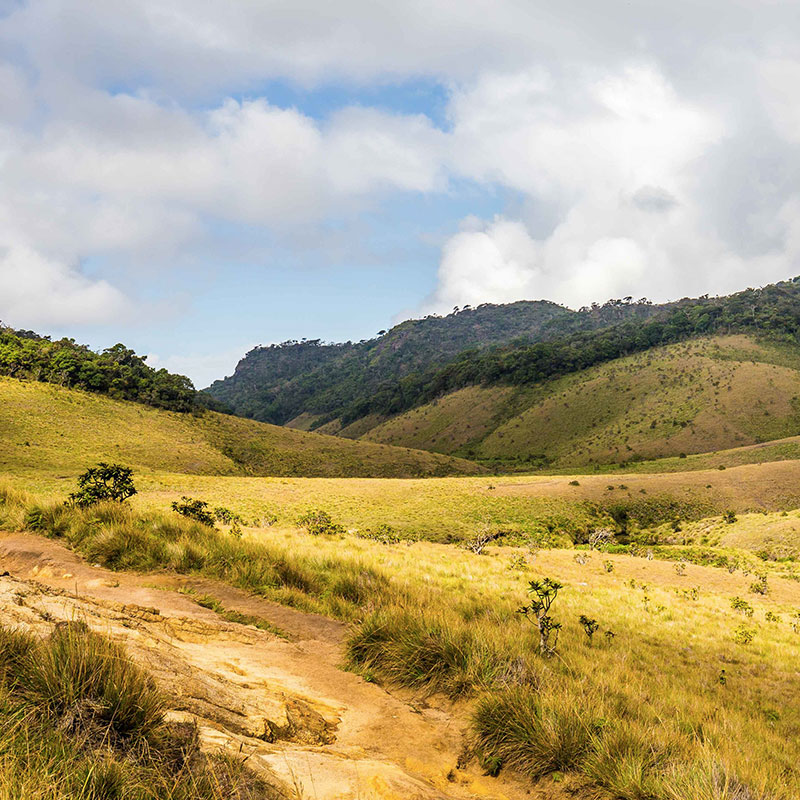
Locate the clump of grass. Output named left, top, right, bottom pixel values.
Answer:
left=0, top=623, right=281, bottom=799
left=472, top=686, right=593, bottom=780
left=346, top=608, right=529, bottom=698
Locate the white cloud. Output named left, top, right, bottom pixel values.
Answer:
left=145, top=343, right=256, bottom=388
left=1, top=0, right=800, bottom=347
left=0, top=245, right=130, bottom=327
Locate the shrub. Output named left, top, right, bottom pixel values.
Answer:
left=730, top=597, right=754, bottom=617
left=603, top=560, right=614, bottom=573
left=578, top=615, right=599, bottom=644
left=171, top=496, right=215, bottom=527
left=296, top=509, right=345, bottom=536
left=723, top=510, right=737, bottom=524
left=749, top=575, right=768, bottom=595
left=69, top=463, right=136, bottom=507
left=733, top=626, right=755, bottom=645
left=212, top=506, right=242, bottom=525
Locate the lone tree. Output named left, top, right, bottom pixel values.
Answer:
left=519, top=577, right=563, bottom=657
left=69, top=463, right=136, bottom=507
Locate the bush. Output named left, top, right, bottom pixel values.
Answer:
left=69, top=463, right=136, bottom=507
left=296, top=509, right=345, bottom=536
left=171, top=497, right=215, bottom=527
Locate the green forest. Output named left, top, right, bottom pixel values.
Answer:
left=0, top=327, right=205, bottom=413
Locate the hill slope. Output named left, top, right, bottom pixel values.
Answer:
left=205, top=297, right=661, bottom=425
left=0, top=377, right=482, bottom=478
left=358, top=335, right=800, bottom=467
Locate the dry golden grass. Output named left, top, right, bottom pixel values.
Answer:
left=0, top=376, right=482, bottom=480
left=353, top=335, right=800, bottom=469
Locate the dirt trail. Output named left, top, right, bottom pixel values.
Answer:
left=0, top=532, right=553, bottom=800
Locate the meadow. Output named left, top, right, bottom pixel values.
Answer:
left=360, top=335, right=800, bottom=468
left=2, top=478, right=799, bottom=798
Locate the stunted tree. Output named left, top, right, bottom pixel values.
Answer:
left=519, top=577, right=563, bottom=657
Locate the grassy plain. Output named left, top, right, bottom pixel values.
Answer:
left=2, top=484, right=799, bottom=798
left=5, top=365, right=800, bottom=796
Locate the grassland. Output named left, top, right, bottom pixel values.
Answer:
left=0, top=377, right=481, bottom=479
left=5, top=360, right=800, bottom=796
left=360, top=335, right=800, bottom=467
left=2, top=483, right=799, bottom=798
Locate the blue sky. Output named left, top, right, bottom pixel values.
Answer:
left=2, top=1, right=800, bottom=386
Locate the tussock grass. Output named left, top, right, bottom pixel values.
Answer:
left=0, top=623, right=281, bottom=800
left=0, top=495, right=395, bottom=621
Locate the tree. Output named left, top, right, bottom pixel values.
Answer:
left=69, top=463, right=136, bottom=507
left=519, top=577, right=563, bottom=657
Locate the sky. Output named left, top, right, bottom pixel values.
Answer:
left=2, top=1, right=800, bottom=387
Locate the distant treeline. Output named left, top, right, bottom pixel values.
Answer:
left=0, top=326, right=220, bottom=413
left=341, top=279, right=800, bottom=422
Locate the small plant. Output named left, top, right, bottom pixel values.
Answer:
left=723, top=510, right=737, bottom=523
left=790, top=612, right=800, bottom=633
left=674, top=561, right=687, bottom=576
left=519, top=577, right=563, bottom=657
left=212, top=506, right=242, bottom=525
left=749, top=575, right=768, bottom=595
left=360, top=523, right=403, bottom=544
left=230, top=519, right=243, bottom=538
left=603, top=630, right=616, bottom=643
left=733, top=626, right=755, bottom=645
left=573, top=552, right=589, bottom=565
left=296, top=509, right=345, bottom=536
left=765, top=611, right=780, bottom=623
left=171, top=496, right=215, bottom=526
left=676, top=586, right=699, bottom=601
left=69, top=463, right=136, bottom=507
left=578, top=614, right=599, bottom=644
left=718, top=669, right=727, bottom=685
left=730, top=596, right=754, bottom=617
left=602, top=560, right=614, bottom=573
left=507, top=553, right=528, bottom=571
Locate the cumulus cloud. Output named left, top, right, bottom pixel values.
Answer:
left=1, top=0, right=800, bottom=338
left=0, top=246, right=130, bottom=327
left=423, top=61, right=800, bottom=312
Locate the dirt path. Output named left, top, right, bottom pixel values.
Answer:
left=0, top=532, right=553, bottom=800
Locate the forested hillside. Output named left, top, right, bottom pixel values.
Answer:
left=206, top=296, right=662, bottom=424
left=207, top=279, right=800, bottom=433
left=0, top=326, right=215, bottom=413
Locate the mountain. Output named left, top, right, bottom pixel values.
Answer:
left=0, top=376, right=482, bottom=479
left=207, top=278, right=800, bottom=467
left=205, top=295, right=662, bottom=426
